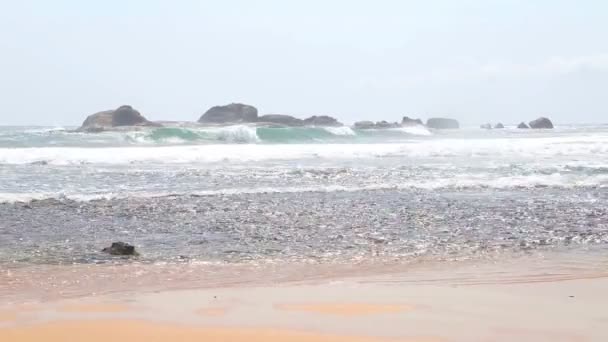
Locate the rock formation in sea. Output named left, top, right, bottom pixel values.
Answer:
left=102, top=242, right=138, bottom=256
left=198, top=104, right=344, bottom=127
left=517, top=122, right=530, bottom=129
left=353, top=120, right=403, bottom=129
left=79, top=105, right=159, bottom=132
left=354, top=121, right=376, bottom=129
left=401, top=116, right=424, bottom=126
left=303, top=115, right=343, bottom=126
left=494, top=123, right=505, bottom=129
left=529, top=117, right=554, bottom=129
left=480, top=123, right=492, bottom=129
left=427, top=118, right=460, bottom=129
left=257, top=114, right=305, bottom=126
left=375, top=121, right=400, bottom=128
left=198, top=103, right=258, bottom=124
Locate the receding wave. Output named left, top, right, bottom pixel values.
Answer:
left=1, top=173, right=606, bottom=204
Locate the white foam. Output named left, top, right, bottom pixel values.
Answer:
left=212, top=125, right=260, bottom=143
left=322, top=126, right=356, bottom=136
left=24, top=126, right=67, bottom=134
left=1, top=173, right=605, bottom=203
left=393, top=125, right=432, bottom=136
left=1, top=134, right=606, bottom=166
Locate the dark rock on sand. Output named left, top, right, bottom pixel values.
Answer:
left=198, top=103, right=258, bottom=124
left=102, top=242, right=138, bottom=256
left=402, top=116, right=424, bottom=126
left=494, top=123, right=505, bottom=129
left=79, top=105, right=158, bottom=132
left=257, top=114, right=305, bottom=126
left=303, top=115, right=343, bottom=126
left=517, top=122, right=530, bottom=129
left=529, top=117, right=554, bottom=129
left=427, top=118, right=460, bottom=129
left=354, top=121, right=376, bottom=129
left=480, top=123, right=492, bottom=129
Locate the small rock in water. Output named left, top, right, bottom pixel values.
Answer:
left=529, top=117, right=554, bottom=129
left=102, top=242, right=138, bottom=256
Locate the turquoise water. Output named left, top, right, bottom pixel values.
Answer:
left=0, top=124, right=435, bottom=147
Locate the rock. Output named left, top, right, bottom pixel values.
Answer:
left=303, top=115, right=343, bottom=126
left=517, top=122, right=530, bottom=129
left=402, top=116, right=424, bottom=126
left=198, top=103, right=258, bottom=124
left=79, top=105, right=158, bottom=132
left=480, top=123, right=492, bottom=129
left=375, top=121, right=399, bottom=129
left=354, top=120, right=400, bottom=129
left=257, top=114, right=304, bottom=126
left=102, top=242, right=138, bottom=256
left=529, top=117, right=554, bottom=129
left=354, top=121, right=376, bottom=129
left=427, top=118, right=459, bottom=129
left=494, top=123, right=505, bottom=129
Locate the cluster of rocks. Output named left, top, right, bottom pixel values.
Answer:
left=353, top=116, right=428, bottom=130
left=354, top=120, right=399, bottom=129
left=198, top=103, right=343, bottom=127
left=76, top=102, right=555, bottom=132
left=480, top=123, right=505, bottom=129
left=79, top=103, right=343, bottom=131
left=481, top=117, right=553, bottom=129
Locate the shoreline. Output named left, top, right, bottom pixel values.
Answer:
left=2, top=269, right=607, bottom=341
left=2, top=251, right=608, bottom=341
left=3, top=247, right=608, bottom=303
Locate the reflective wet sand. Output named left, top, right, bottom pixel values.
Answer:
left=2, top=253, right=607, bottom=342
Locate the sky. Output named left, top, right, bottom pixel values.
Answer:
left=0, top=0, right=607, bottom=126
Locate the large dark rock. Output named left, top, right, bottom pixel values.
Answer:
left=480, top=123, right=492, bottom=129
left=401, top=116, right=424, bottom=126
left=354, top=121, right=375, bottom=129
left=529, top=117, right=554, bottom=129
left=257, top=114, right=304, bottom=126
left=303, top=115, right=343, bottom=126
left=494, top=123, right=505, bottom=129
left=198, top=103, right=258, bottom=124
left=427, top=118, right=459, bottom=129
left=102, top=242, right=138, bottom=256
left=79, top=105, right=158, bottom=132
left=517, top=122, right=530, bottom=129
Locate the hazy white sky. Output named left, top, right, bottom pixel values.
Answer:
left=1, top=0, right=607, bottom=125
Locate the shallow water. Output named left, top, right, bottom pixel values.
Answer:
left=0, top=124, right=607, bottom=299
left=1, top=188, right=606, bottom=266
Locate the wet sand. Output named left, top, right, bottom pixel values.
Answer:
left=2, top=259, right=608, bottom=342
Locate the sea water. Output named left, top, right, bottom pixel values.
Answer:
left=0, top=124, right=607, bottom=275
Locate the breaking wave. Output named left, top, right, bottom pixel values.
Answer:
left=0, top=125, right=433, bottom=147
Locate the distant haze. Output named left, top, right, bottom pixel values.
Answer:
left=1, top=0, right=607, bottom=126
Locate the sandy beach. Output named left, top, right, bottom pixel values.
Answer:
left=2, top=255, right=607, bottom=342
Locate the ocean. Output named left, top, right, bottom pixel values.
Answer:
left=1, top=124, right=607, bottom=298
